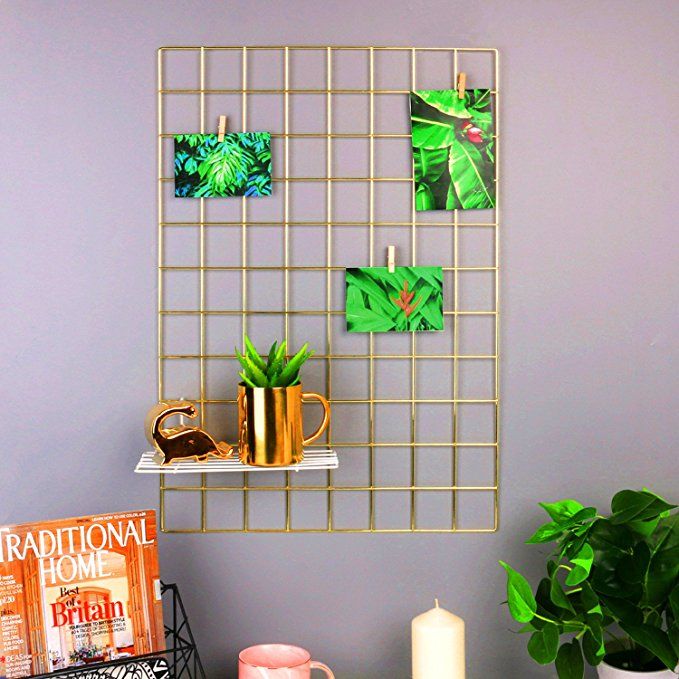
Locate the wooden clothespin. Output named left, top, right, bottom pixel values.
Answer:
left=387, top=246, right=396, bottom=273
left=457, top=72, right=466, bottom=100
left=217, top=115, right=228, bottom=142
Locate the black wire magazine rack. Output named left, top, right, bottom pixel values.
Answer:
left=29, top=583, right=205, bottom=679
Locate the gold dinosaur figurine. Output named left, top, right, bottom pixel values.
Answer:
left=145, top=401, right=234, bottom=466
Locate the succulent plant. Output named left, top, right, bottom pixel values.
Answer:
left=235, top=335, right=314, bottom=388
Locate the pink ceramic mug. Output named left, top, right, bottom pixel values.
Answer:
left=239, top=644, right=334, bottom=678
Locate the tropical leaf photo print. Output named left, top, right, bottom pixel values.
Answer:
left=410, top=89, right=495, bottom=210
left=174, top=132, right=272, bottom=197
left=345, top=266, right=444, bottom=333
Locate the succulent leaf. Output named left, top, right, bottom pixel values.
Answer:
left=239, top=371, right=257, bottom=388
left=244, top=336, right=267, bottom=373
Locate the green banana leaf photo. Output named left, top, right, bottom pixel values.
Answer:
left=174, top=132, right=272, bottom=198
left=345, top=266, right=444, bottom=333
left=410, top=89, right=495, bottom=210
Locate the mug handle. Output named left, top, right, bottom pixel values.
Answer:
left=236, top=390, right=248, bottom=462
left=310, top=661, right=335, bottom=678
left=301, top=392, right=331, bottom=446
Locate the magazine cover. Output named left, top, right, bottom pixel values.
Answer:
left=0, top=510, right=164, bottom=678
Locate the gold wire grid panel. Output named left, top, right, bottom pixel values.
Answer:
left=157, top=45, right=500, bottom=533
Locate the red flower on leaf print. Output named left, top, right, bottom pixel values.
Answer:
left=391, top=279, right=422, bottom=319
left=461, top=121, right=484, bottom=144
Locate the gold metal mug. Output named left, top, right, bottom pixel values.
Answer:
left=237, top=384, right=330, bottom=466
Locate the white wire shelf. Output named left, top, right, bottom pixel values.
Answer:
left=135, top=449, right=339, bottom=474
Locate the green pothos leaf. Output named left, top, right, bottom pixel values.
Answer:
left=565, top=544, right=594, bottom=586
left=620, top=623, right=678, bottom=671
left=668, top=624, right=679, bottom=658
left=611, top=490, right=676, bottom=524
left=539, top=499, right=585, bottom=524
left=582, top=628, right=605, bottom=666
left=526, top=521, right=564, bottom=544
left=555, top=640, right=584, bottom=679
left=580, top=582, right=603, bottom=618
left=499, top=561, right=537, bottom=623
left=549, top=572, right=575, bottom=613
left=670, top=584, right=679, bottom=621
left=527, top=624, right=559, bottom=665
left=645, top=513, right=679, bottom=608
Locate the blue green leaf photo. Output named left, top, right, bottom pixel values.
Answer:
left=174, top=132, right=272, bottom=198
left=345, top=266, right=444, bottom=333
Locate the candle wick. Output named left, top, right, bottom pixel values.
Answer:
left=434, top=598, right=439, bottom=608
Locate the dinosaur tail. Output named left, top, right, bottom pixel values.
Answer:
left=214, top=441, right=235, bottom=459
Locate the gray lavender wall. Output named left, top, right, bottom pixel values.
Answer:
left=1, top=1, right=677, bottom=677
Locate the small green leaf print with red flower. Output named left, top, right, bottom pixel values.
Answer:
left=345, top=266, right=444, bottom=333
left=410, top=89, right=495, bottom=210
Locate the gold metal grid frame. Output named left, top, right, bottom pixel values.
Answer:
left=156, top=46, right=500, bottom=533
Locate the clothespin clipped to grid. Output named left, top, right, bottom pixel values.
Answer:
left=457, top=72, right=466, bottom=100
left=217, top=115, right=228, bottom=142
left=387, top=246, right=396, bottom=273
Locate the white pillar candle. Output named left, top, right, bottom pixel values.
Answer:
left=412, top=599, right=465, bottom=679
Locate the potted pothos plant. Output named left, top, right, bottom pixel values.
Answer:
left=500, top=489, right=678, bottom=678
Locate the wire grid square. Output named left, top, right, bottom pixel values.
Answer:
left=157, top=46, right=499, bottom=533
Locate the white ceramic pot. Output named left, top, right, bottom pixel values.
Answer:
left=597, top=660, right=678, bottom=678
